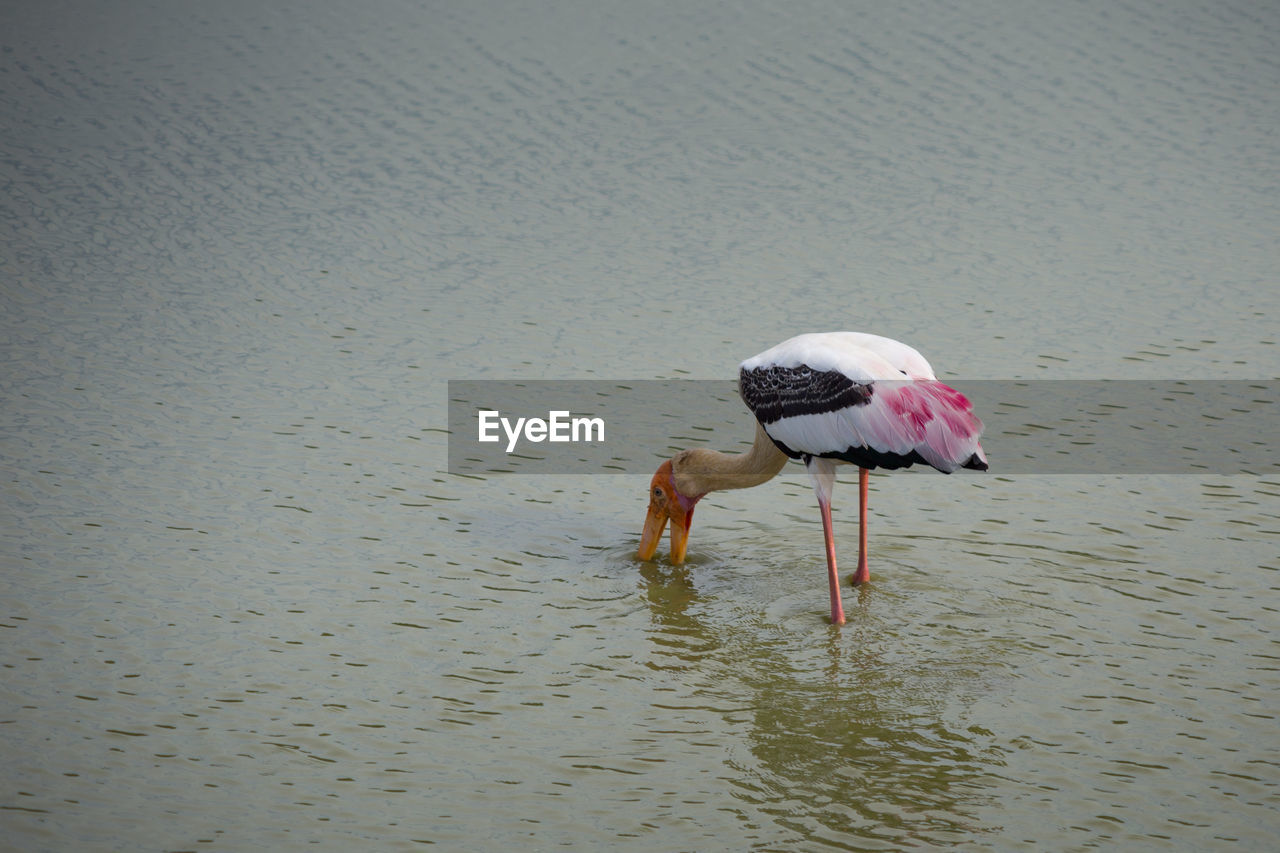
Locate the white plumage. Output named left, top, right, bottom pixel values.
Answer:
left=740, top=331, right=936, bottom=380
left=739, top=332, right=987, bottom=474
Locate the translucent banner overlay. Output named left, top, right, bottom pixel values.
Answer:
left=447, top=380, right=1277, bottom=475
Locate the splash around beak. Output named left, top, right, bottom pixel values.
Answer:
left=637, top=460, right=696, bottom=564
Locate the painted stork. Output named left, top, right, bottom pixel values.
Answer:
left=636, top=331, right=987, bottom=625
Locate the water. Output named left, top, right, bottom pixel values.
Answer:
left=2, top=0, right=1278, bottom=849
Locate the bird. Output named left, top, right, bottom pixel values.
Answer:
left=636, top=331, right=987, bottom=625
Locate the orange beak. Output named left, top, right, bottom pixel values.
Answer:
left=637, top=460, right=695, bottom=564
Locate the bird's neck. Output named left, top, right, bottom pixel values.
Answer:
left=672, top=422, right=789, bottom=496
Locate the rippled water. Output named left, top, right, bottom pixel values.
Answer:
left=3, top=0, right=1278, bottom=849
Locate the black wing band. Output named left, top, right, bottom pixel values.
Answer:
left=739, top=365, right=873, bottom=425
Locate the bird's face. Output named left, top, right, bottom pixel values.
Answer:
left=637, top=459, right=698, bottom=564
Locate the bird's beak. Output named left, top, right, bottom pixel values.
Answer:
left=637, top=501, right=669, bottom=561
left=637, top=460, right=695, bottom=564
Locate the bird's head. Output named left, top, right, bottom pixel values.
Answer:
left=637, top=458, right=703, bottom=564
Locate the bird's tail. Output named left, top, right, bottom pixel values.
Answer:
left=963, top=443, right=989, bottom=471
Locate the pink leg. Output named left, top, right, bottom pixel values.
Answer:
left=852, top=467, right=870, bottom=585
left=818, top=493, right=845, bottom=625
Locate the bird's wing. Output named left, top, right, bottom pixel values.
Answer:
left=739, top=365, right=985, bottom=472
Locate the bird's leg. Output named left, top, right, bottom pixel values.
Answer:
left=807, top=457, right=845, bottom=625
left=818, top=492, right=845, bottom=625
left=852, top=467, right=870, bottom=585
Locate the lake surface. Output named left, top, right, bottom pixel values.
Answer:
left=2, top=0, right=1278, bottom=849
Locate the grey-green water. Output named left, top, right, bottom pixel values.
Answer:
left=2, top=0, right=1277, bottom=849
